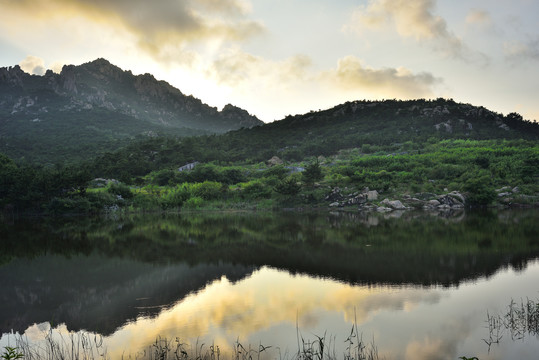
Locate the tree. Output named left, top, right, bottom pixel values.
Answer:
left=463, top=174, right=496, bottom=207
left=302, top=161, right=323, bottom=186
left=274, top=178, right=301, bottom=197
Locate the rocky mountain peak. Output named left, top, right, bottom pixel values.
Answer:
left=0, top=65, right=26, bottom=87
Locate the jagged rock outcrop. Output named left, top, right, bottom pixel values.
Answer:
left=0, top=58, right=262, bottom=133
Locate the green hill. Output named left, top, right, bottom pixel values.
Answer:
left=85, top=98, right=539, bottom=178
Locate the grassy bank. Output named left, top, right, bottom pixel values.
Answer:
left=53, top=139, right=539, bottom=214
left=1, top=139, right=538, bottom=215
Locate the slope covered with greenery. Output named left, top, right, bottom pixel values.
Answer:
left=1, top=98, right=538, bottom=214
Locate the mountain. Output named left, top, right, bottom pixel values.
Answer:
left=0, top=58, right=262, bottom=164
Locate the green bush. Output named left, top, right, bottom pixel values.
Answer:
left=464, top=174, right=496, bottom=206
left=152, top=169, right=177, bottom=186
left=184, top=196, right=204, bottom=209
left=273, top=178, right=301, bottom=197
left=161, top=184, right=191, bottom=209
left=46, top=196, right=91, bottom=215
left=191, top=181, right=222, bottom=200
left=241, top=180, right=272, bottom=199
left=263, top=165, right=288, bottom=180
left=107, top=182, right=134, bottom=199
left=132, top=193, right=160, bottom=210
left=86, top=191, right=118, bottom=209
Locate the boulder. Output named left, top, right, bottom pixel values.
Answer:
left=325, top=188, right=344, bottom=202
left=423, top=199, right=441, bottom=209
left=403, top=197, right=426, bottom=209
left=438, top=194, right=463, bottom=208
left=345, top=194, right=367, bottom=205
left=381, top=199, right=406, bottom=210
left=267, top=156, right=283, bottom=166
left=376, top=206, right=392, bottom=213
left=448, top=191, right=466, bottom=204
left=389, top=200, right=406, bottom=210
left=366, top=190, right=379, bottom=201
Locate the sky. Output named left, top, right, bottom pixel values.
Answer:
left=0, top=0, right=538, bottom=123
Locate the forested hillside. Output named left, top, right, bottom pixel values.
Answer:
left=86, top=98, right=538, bottom=178
left=1, top=97, right=538, bottom=214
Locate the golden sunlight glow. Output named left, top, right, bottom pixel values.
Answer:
left=97, top=267, right=440, bottom=359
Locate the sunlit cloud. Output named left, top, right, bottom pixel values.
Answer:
left=19, top=55, right=46, bottom=75
left=49, top=61, right=66, bottom=74
left=325, top=56, right=442, bottom=99
left=99, top=268, right=442, bottom=359
left=209, top=49, right=440, bottom=98
left=17, top=55, right=65, bottom=75
left=345, top=0, right=486, bottom=63
left=209, top=48, right=312, bottom=87
left=404, top=318, right=472, bottom=360
left=0, top=0, right=264, bottom=64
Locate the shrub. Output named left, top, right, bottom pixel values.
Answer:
left=274, top=178, right=301, bottom=197
left=161, top=184, right=191, bottom=209
left=132, top=193, right=160, bottom=210
left=302, top=161, right=323, bottom=186
left=107, top=182, right=134, bottom=199
left=86, top=191, right=117, bottom=209
left=221, top=168, right=246, bottom=184
left=263, top=165, right=288, bottom=180
left=464, top=174, right=496, bottom=206
left=46, top=196, right=91, bottom=215
left=184, top=196, right=204, bottom=209
left=241, top=180, right=272, bottom=199
left=191, top=181, right=222, bottom=200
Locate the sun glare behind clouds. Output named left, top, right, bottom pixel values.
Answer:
left=0, top=0, right=538, bottom=122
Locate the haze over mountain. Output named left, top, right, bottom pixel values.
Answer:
left=0, top=58, right=262, bottom=164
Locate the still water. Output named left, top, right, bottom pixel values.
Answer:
left=1, top=210, right=538, bottom=359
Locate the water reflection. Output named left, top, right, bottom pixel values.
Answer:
left=3, top=264, right=539, bottom=360
left=1, top=210, right=539, bottom=359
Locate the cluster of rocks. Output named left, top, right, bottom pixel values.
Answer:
left=326, top=187, right=379, bottom=208
left=495, top=186, right=532, bottom=206
left=326, top=187, right=467, bottom=212
left=496, top=186, right=519, bottom=198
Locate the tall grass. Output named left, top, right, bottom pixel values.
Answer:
left=2, top=327, right=383, bottom=360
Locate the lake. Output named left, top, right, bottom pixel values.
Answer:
left=1, top=209, right=538, bottom=360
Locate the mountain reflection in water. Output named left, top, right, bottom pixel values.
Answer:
left=1, top=210, right=538, bottom=359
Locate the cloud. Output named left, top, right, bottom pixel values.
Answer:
left=19, top=55, right=46, bottom=75
left=504, top=37, right=539, bottom=62
left=102, top=268, right=443, bottom=359
left=209, top=49, right=440, bottom=100
left=465, top=9, right=492, bottom=26
left=404, top=318, right=472, bottom=360
left=346, top=0, right=480, bottom=61
left=325, top=56, right=442, bottom=98
left=209, top=48, right=312, bottom=87
left=0, top=0, right=264, bottom=63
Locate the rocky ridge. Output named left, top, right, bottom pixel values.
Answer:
left=0, top=58, right=262, bottom=133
